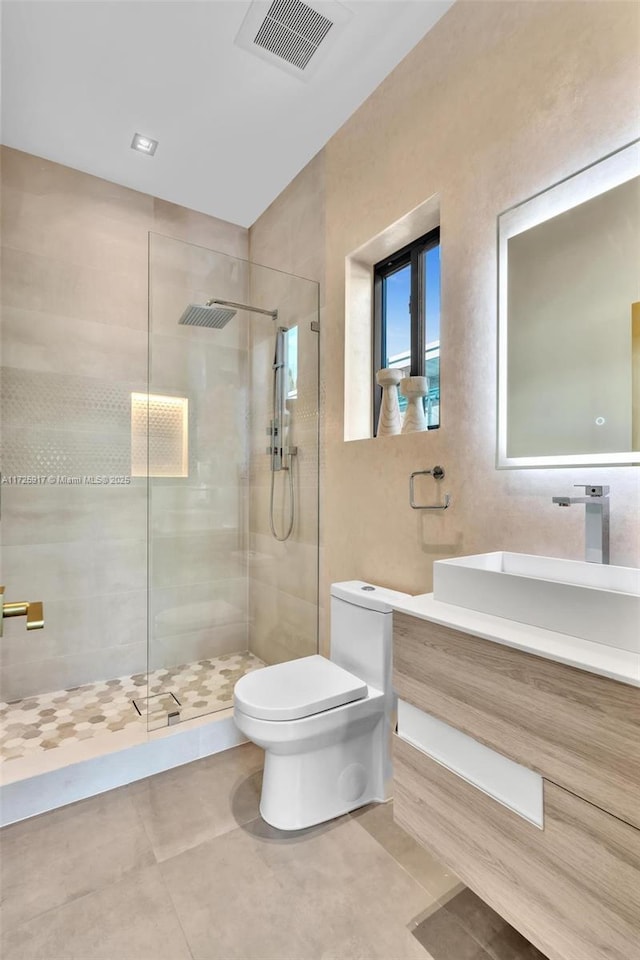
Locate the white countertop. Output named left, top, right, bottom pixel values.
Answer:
left=391, top=594, right=640, bottom=688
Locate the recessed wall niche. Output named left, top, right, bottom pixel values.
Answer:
left=131, top=392, right=189, bottom=478
left=344, top=194, right=440, bottom=441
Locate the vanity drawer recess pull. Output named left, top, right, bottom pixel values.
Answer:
left=397, top=700, right=544, bottom=827
left=409, top=465, right=451, bottom=510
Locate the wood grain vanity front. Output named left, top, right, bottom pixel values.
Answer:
left=393, top=612, right=640, bottom=828
left=394, top=737, right=640, bottom=960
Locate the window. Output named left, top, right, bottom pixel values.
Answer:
left=373, top=228, right=440, bottom=433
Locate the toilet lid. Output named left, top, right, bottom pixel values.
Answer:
left=233, top=655, right=368, bottom=721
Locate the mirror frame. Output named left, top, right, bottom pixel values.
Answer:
left=497, top=139, right=640, bottom=469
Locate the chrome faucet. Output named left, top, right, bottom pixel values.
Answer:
left=552, top=485, right=610, bottom=564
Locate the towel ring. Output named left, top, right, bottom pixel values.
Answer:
left=409, top=466, right=451, bottom=510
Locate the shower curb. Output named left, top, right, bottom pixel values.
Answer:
left=0, top=710, right=245, bottom=826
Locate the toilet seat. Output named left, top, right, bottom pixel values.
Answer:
left=233, top=654, right=367, bottom=721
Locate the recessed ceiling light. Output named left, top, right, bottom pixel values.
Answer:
left=131, top=132, right=158, bottom=155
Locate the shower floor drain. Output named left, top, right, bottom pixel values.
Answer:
left=132, top=691, right=181, bottom=721
left=1, top=652, right=265, bottom=762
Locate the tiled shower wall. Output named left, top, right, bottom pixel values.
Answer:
left=147, top=234, right=253, bottom=676
left=246, top=262, right=320, bottom=665
left=0, top=147, right=248, bottom=700
left=248, top=153, right=326, bottom=656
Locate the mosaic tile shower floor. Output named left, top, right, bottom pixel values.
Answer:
left=0, top=651, right=264, bottom=762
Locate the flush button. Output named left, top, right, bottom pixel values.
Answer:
left=361, top=585, right=375, bottom=591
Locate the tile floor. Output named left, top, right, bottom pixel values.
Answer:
left=0, top=652, right=264, bottom=762
left=0, top=743, right=549, bottom=960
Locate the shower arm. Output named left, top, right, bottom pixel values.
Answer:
left=207, top=298, right=278, bottom=319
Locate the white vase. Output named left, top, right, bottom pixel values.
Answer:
left=376, top=368, right=402, bottom=436
left=399, top=376, right=428, bottom=433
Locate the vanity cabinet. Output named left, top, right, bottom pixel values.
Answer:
left=393, top=612, right=640, bottom=828
left=395, top=739, right=640, bottom=960
left=392, top=613, right=640, bottom=960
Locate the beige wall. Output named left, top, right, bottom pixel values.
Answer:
left=3, top=0, right=638, bottom=691
left=248, top=153, right=325, bottom=660
left=0, top=147, right=248, bottom=698
left=250, top=1, right=640, bottom=651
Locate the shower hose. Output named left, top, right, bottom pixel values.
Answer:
left=269, top=455, right=295, bottom=542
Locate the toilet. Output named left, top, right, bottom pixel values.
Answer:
left=233, top=581, right=409, bottom=831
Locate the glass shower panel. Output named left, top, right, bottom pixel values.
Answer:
left=0, top=269, right=149, bottom=757
left=146, top=235, right=319, bottom=729
left=247, top=261, right=320, bottom=667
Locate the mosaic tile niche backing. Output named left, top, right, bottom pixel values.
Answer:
left=1, top=368, right=134, bottom=475
left=1, top=368, right=192, bottom=477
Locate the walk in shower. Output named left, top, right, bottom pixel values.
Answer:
left=0, top=232, right=319, bottom=763
left=143, top=233, right=319, bottom=730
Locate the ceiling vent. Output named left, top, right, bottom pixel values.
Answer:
left=235, top=0, right=352, bottom=80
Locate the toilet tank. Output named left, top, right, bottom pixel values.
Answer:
left=329, top=581, right=411, bottom=694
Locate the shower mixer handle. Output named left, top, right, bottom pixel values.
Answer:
left=267, top=421, right=297, bottom=468
left=0, top=586, right=45, bottom=639
left=268, top=418, right=282, bottom=471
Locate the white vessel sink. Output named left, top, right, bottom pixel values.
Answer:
left=433, top=552, right=640, bottom=652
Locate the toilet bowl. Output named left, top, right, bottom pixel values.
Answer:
left=233, top=581, right=409, bottom=831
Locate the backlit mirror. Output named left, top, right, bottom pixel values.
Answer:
left=497, top=140, right=640, bottom=468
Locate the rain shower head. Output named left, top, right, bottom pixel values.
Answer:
left=178, top=297, right=278, bottom=328
left=178, top=302, right=237, bottom=329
